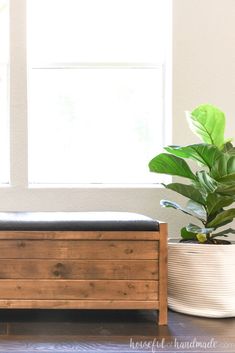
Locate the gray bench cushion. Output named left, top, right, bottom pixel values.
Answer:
left=0, top=212, right=159, bottom=231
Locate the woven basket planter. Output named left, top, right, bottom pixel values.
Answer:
left=168, top=241, right=235, bottom=318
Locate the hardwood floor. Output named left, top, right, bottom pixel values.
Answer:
left=0, top=309, right=234, bottom=352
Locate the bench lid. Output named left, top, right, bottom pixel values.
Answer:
left=0, top=212, right=159, bottom=231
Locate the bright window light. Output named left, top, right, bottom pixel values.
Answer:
left=0, top=0, right=9, bottom=184
left=27, top=0, right=171, bottom=184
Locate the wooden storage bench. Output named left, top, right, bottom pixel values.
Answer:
left=0, top=212, right=168, bottom=325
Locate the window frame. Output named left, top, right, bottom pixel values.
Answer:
left=1, top=0, right=172, bottom=211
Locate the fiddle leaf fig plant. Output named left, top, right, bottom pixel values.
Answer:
left=186, top=104, right=229, bottom=148
left=149, top=104, right=235, bottom=244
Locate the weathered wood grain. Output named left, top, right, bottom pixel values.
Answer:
left=0, top=300, right=159, bottom=309
left=0, top=280, right=158, bottom=300
left=0, top=227, right=167, bottom=325
left=158, top=222, right=168, bottom=325
left=0, top=259, right=158, bottom=280
left=0, top=240, right=158, bottom=259
left=0, top=230, right=160, bottom=240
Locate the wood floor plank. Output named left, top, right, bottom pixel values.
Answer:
left=0, top=324, right=6, bottom=335
left=0, top=334, right=234, bottom=352
left=0, top=311, right=234, bottom=352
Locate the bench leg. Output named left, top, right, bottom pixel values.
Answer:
left=158, top=306, right=168, bottom=325
left=158, top=222, right=168, bottom=325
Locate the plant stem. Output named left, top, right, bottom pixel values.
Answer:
left=206, top=233, right=212, bottom=243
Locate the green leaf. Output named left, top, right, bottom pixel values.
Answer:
left=207, top=209, right=235, bottom=228
left=165, top=144, right=222, bottom=169
left=206, top=193, right=234, bottom=216
left=196, top=234, right=207, bottom=243
left=149, top=153, right=197, bottom=180
left=164, top=145, right=190, bottom=159
left=196, top=171, right=218, bottom=193
left=211, top=228, right=235, bottom=238
left=186, top=104, right=227, bottom=148
left=186, top=223, right=215, bottom=234
left=164, top=183, right=205, bottom=205
left=222, top=142, right=235, bottom=154
left=186, top=200, right=207, bottom=221
left=160, top=200, right=206, bottom=222
left=216, top=182, right=235, bottom=196
left=181, top=227, right=197, bottom=240
left=211, top=154, right=235, bottom=182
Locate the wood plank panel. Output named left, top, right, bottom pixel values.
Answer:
left=0, top=240, right=158, bottom=259
left=0, top=280, right=158, bottom=300
left=0, top=230, right=160, bottom=240
left=0, top=299, right=159, bottom=309
left=0, top=259, right=158, bottom=280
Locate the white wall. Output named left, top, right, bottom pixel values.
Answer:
left=173, top=0, right=235, bottom=146
left=2, top=0, right=235, bottom=239
left=171, top=0, right=235, bottom=237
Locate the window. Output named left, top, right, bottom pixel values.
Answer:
left=0, top=0, right=171, bottom=211
left=27, top=0, right=171, bottom=185
left=0, top=0, right=9, bottom=184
